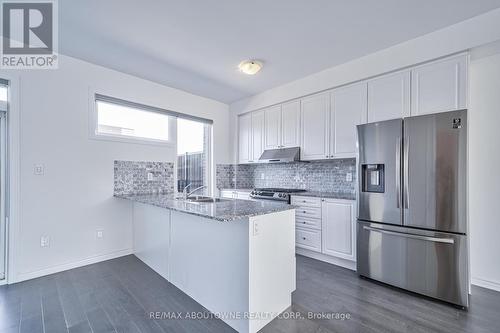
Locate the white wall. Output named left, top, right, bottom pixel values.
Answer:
left=469, top=46, right=500, bottom=292
left=0, top=55, right=229, bottom=282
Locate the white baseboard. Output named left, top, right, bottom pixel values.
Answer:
left=296, top=248, right=356, bottom=271
left=471, top=276, right=500, bottom=292
left=13, top=248, right=133, bottom=283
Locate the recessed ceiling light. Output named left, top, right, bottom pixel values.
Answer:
left=238, top=60, right=263, bottom=75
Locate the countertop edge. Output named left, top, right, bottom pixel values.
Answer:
left=115, top=194, right=295, bottom=222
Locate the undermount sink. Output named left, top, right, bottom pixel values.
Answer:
left=178, top=196, right=230, bottom=203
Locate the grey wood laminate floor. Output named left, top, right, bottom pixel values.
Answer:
left=0, top=254, right=498, bottom=333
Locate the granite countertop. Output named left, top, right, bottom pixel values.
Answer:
left=115, top=194, right=294, bottom=222
left=292, top=191, right=356, bottom=201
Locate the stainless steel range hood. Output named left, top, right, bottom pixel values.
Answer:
left=258, top=147, right=300, bottom=163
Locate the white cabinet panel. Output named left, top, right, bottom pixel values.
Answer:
left=281, top=100, right=301, bottom=148
left=331, top=82, right=367, bottom=157
left=220, top=190, right=236, bottom=199
left=368, top=71, right=410, bottom=123
left=300, top=93, right=329, bottom=160
left=321, top=199, right=355, bottom=261
left=251, top=110, right=265, bottom=162
left=133, top=202, right=171, bottom=280
left=235, top=191, right=251, bottom=200
left=296, top=227, right=321, bottom=252
left=238, top=113, right=252, bottom=164
left=264, top=105, right=282, bottom=149
left=411, top=54, right=467, bottom=116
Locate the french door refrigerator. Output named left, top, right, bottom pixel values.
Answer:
left=356, top=109, right=468, bottom=307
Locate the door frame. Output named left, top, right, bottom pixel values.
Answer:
left=0, top=72, right=21, bottom=284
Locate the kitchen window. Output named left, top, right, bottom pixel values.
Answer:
left=92, top=93, right=214, bottom=194
left=177, top=118, right=212, bottom=195
left=93, top=94, right=174, bottom=144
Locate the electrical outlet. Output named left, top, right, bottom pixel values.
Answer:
left=346, top=172, right=353, bottom=182
left=261, top=173, right=265, bottom=180
left=40, top=235, right=50, bottom=247
left=253, top=220, right=260, bottom=236
left=96, top=229, right=104, bottom=239
left=34, top=164, right=45, bottom=175
left=147, top=172, right=154, bottom=181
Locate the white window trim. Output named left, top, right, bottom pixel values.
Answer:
left=88, top=90, right=176, bottom=147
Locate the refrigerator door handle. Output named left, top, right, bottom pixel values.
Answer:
left=403, top=136, right=409, bottom=209
left=396, top=137, right=401, bottom=208
left=363, top=226, right=455, bottom=244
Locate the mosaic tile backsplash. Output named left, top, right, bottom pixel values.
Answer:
left=114, top=160, right=175, bottom=195
left=216, top=159, right=356, bottom=194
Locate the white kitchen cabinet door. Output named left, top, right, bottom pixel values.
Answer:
left=238, top=113, right=252, bottom=164
left=300, top=93, right=330, bottom=160
left=235, top=191, right=251, bottom=200
left=251, top=110, right=265, bottom=162
left=281, top=100, right=301, bottom=148
left=264, top=105, right=282, bottom=150
left=411, top=54, right=467, bottom=116
left=220, top=190, right=235, bottom=199
left=330, top=82, right=367, bottom=158
left=368, top=70, right=410, bottom=123
left=321, top=199, right=355, bottom=261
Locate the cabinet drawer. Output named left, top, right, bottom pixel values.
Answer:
left=295, top=216, right=321, bottom=230
left=296, top=206, right=321, bottom=219
left=296, top=228, right=321, bottom=252
left=291, top=196, right=321, bottom=207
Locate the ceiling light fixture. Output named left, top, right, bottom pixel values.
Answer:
left=238, top=60, right=263, bottom=75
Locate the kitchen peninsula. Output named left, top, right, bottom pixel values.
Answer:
left=116, top=193, right=296, bottom=333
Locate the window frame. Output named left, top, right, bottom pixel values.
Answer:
left=175, top=120, right=213, bottom=196
left=89, top=93, right=177, bottom=147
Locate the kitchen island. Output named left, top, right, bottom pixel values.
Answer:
left=116, top=194, right=296, bottom=333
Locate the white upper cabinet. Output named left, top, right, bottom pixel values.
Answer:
left=368, top=70, right=410, bottom=123
left=281, top=100, right=301, bottom=148
left=411, top=54, right=467, bottom=116
left=321, top=199, right=355, bottom=261
left=238, top=113, right=252, bottom=164
left=251, top=110, right=265, bottom=162
left=330, top=82, right=367, bottom=158
left=300, top=93, right=330, bottom=161
left=264, top=105, right=282, bottom=149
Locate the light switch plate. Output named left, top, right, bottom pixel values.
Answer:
left=34, top=164, right=44, bottom=175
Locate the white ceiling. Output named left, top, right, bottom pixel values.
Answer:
left=60, top=0, right=500, bottom=103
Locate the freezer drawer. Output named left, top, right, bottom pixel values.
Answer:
left=356, top=221, right=468, bottom=307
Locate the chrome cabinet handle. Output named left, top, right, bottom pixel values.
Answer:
left=363, top=226, right=454, bottom=244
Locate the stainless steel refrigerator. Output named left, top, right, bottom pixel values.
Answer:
left=356, top=109, right=468, bottom=307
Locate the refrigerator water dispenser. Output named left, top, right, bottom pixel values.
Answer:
left=361, top=164, right=385, bottom=193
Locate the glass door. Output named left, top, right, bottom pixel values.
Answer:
left=0, top=82, right=7, bottom=280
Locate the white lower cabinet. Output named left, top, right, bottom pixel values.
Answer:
left=295, top=227, right=321, bottom=252
left=292, top=195, right=355, bottom=263
left=220, top=189, right=252, bottom=200
left=321, top=199, right=356, bottom=261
